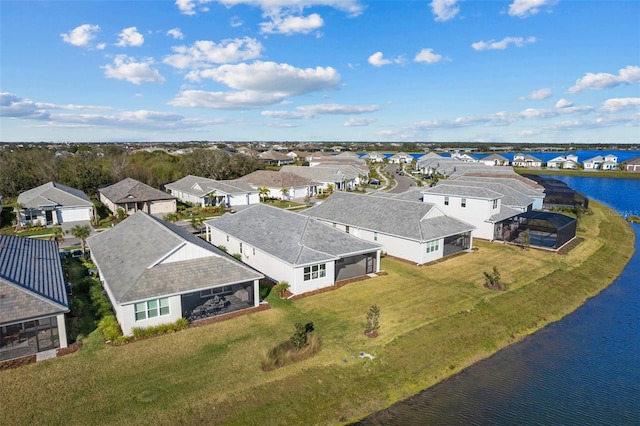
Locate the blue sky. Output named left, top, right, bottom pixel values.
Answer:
left=1, top=0, right=639, bottom=143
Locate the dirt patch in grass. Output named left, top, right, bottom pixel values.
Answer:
left=0, top=355, right=36, bottom=370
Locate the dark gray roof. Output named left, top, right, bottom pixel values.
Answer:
left=17, top=181, right=92, bottom=209
left=433, top=181, right=533, bottom=208
left=205, top=204, right=381, bottom=266
left=99, top=178, right=175, bottom=203
left=0, top=235, right=69, bottom=324
left=488, top=205, right=522, bottom=222
left=281, top=165, right=364, bottom=183
left=235, top=170, right=314, bottom=188
left=301, top=192, right=474, bottom=242
left=165, top=175, right=257, bottom=197
left=87, top=211, right=262, bottom=304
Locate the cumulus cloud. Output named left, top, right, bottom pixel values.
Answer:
left=103, top=55, right=166, bottom=85
left=163, top=37, right=263, bottom=69
left=260, top=13, right=323, bottom=35
left=472, top=36, right=536, bottom=51
left=167, top=28, right=184, bottom=39
left=261, top=110, right=308, bottom=119
left=262, top=103, right=379, bottom=120
left=344, top=117, right=374, bottom=127
left=60, top=24, right=103, bottom=49
left=508, top=0, right=557, bottom=18
left=0, top=93, right=50, bottom=119
left=568, top=65, right=640, bottom=93
left=368, top=52, right=403, bottom=67
left=600, top=97, right=640, bottom=113
left=555, top=98, right=573, bottom=108
left=116, top=27, right=144, bottom=47
left=430, top=0, right=459, bottom=22
left=414, top=48, right=445, bottom=64
left=171, top=61, right=340, bottom=109
left=523, top=88, right=553, bottom=100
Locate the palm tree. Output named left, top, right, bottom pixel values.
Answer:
left=51, top=227, right=65, bottom=245
left=206, top=189, right=217, bottom=207
left=280, top=187, right=289, bottom=200
left=70, top=225, right=91, bottom=255
left=258, top=186, right=269, bottom=202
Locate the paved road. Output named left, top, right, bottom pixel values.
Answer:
left=385, top=163, right=416, bottom=193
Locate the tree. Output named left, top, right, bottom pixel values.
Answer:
left=290, top=322, right=314, bottom=350
left=483, top=266, right=505, bottom=291
left=205, top=189, right=217, bottom=207
left=258, top=186, right=269, bottom=202
left=70, top=225, right=92, bottom=254
left=326, top=183, right=335, bottom=194
left=189, top=213, right=204, bottom=233
left=273, top=281, right=290, bottom=299
left=51, top=227, right=65, bottom=245
left=365, top=305, right=380, bottom=337
left=280, top=187, right=289, bottom=200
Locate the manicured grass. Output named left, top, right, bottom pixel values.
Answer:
left=0, top=202, right=634, bottom=425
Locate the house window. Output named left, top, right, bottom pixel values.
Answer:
left=374, top=232, right=378, bottom=241
left=345, top=226, right=350, bottom=234
left=226, top=235, right=229, bottom=242
left=461, top=198, right=467, bottom=208
left=444, top=196, right=449, bottom=206
left=25, top=210, right=38, bottom=221
left=304, top=264, right=326, bottom=281
left=492, top=199, right=498, bottom=209
left=253, top=247, right=256, bottom=256
left=239, top=242, right=243, bottom=254
left=333, top=223, right=336, bottom=228
left=425, top=240, right=440, bottom=253
left=135, top=298, right=170, bottom=321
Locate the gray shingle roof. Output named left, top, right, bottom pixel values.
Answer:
left=450, top=175, right=545, bottom=196
left=280, top=165, right=364, bottom=183
left=423, top=184, right=504, bottom=200
left=87, top=211, right=262, bottom=304
left=436, top=180, right=533, bottom=208
left=99, top=178, right=175, bottom=203
left=235, top=170, right=314, bottom=187
left=205, top=204, right=381, bottom=266
left=301, top=192, right=474, bottom=242
left=17, top=181, right=92, bottom=209
left=0, top=235, right=68, bottom=324
left=165, top=175, right=257, bottom=197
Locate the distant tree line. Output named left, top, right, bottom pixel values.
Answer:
left=0, top=146, right=264, bottom=198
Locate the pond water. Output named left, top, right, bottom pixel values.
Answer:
left=358, top=177, right=640, bottom=425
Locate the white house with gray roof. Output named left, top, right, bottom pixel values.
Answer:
left=422, top=184, right=522, bottom=241
left=235, top=170, right=318, bottom=200
left=302, top=192, right=475, bottom=265
left=16, top=181, right=94, bottom=227
left=87, top=212, right=263, bottom=335
left=281, top=165, right=366, bottom=192
left=205, top=204, right=381, bottom=295
left=1, top=235, right=69, bottom=362
left=165, top=175, right=260, bottom=207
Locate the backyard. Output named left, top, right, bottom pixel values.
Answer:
left=0, top=201, right=634, bottom=425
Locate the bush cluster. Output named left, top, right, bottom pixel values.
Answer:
left=130, top=318, right=189, bottom=339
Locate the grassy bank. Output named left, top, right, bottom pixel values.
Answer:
left=515, top=168, right=640, bottom=179
left=0, top=202, right=634, bottom=425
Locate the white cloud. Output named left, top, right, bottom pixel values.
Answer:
left=215, top=0, right=364, bottom=17
left=163, top=37, right=263, bottom=69
left=472, top=36, right=536, bottom=51
left=568, top=66, right=640, bottom=93
left=171, top=61, right=340, bottom=109
left=368, top=51, right=403, bottom=67
left=297, top=103, right=380, bottom=115
left=555, top=98, right=573, bottom=108
left=116, top=27, right=144, bottom=47
left=230, top=16, right=244, bottom=27
left=167, top=28, right=185, bottom=40
left=175, top=0, right=202, bottom=15
left=414, top=48, right=445, bottom=64
left=508, top=0, right=557, bottom=18
left=344, top=117, right=374, bottom=127
left=260, top=13, right=323, bottom=34
left=0, top=93, right=50, bottom=119
left=103, top=55, right=166, bottom=85
left=523, top=88, right=553, bottom=100
left=601, top=98, right=640, bottom=113
left=261, top=110, right=308, bottom=119
left=430, top=0, right=459, bottom=22
left=60, top=24, right=102, bottom=48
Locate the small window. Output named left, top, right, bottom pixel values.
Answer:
left=374, top=232, right=378, bottom=241
left=425, top=240, right=440, bottom=253
left=239, top=242, right=243, bottom=254
left=304, top=264, right=326, bottom=281
left=444, top=196, right=449, bottom=206
left=135, top=298, right=170, bottom=321
left=345, top=225, right=350, bottom=234
left=461, top=198, right=467, bottom=208
left=253, top=247, right=256, bottom=256
left=226, top=235, right=229, bottom=242
left=492, top=199, right=498, bottom=209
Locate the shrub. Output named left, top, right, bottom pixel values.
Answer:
left=131, top=318, right=189, bottom=339
left=261, top=333, right=321, bottom=371
left=365, top=305, right=380, bottom=337
left=90, top=280, right=113, bottom=318
left=273, top=281, right=290, bottom=299
left=483, top=266, right=506, bottom=291
left=231, top=253, right=242, bottom=261
left=217, top=245, right=228, bottom=253
left=163, top=213, right=179, bottom=222
left=290, top=322, right=314, bottom=350
left=98, top=315, right=124, bottom=343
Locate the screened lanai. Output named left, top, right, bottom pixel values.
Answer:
left=497, top=210, right=577, bottom=250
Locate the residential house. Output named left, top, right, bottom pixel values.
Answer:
left=388, top=151, right=412, bottom=164
left=480, top=154, right=510, bottom=166
left=281, top=165, right=366, bottom=192
left=166, top=175, right=260, bottom=207
left=421, top=184, right=523, bottom=241
left=16, top=182, right=94, bottom=227
left=1, top=235, right=69, bottom=362
left=546, top=154, right=579, bottom=169
left=625, top=156, right=640, bottom=172
left=205, top=204, right=381, bottom=295
left=258, top=150, right=294, bottom=166
left=362, top=152, right=386, bottom=163
left=512, top=153, right=543, bottom=168
left=87, top=212, right=263, bottom=336
left=448, top=175, right=545, bottom=210
left=302, top=192, right=475, bottom=265
left=99, top=178, right=177, bottom=217
left=235, top=170, right=317, bottom=200
left=451, top=151, right=479, bottom=162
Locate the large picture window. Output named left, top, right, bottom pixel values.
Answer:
left=304, top=264, right=326, bottom=281
left=135, top=298, right=170, bottom=321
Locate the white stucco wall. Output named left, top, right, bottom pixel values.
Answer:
left=423, top=193, right=499, bottom=240
left=119, top=295, right=182, bottom=336
left=168, top=189, right=204, bottom=206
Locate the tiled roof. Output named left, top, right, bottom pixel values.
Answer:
left=205, top=204, right=381, bottom=265
left=87, top=212, right=262, bottom=304
left=99, top=178, right=175, bottom=203
left=301, top=192, right=474, bottom=242
left=17, top=181, right=92, bottom=209
left=0, top=235, right=68, bottom=324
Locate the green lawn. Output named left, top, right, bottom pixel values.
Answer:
left=0, top=201, right=634, bottom=426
